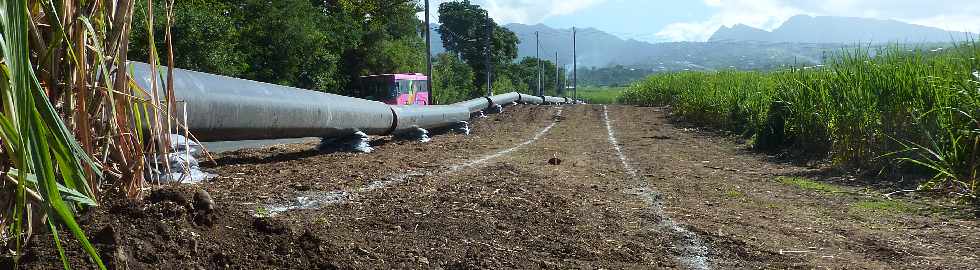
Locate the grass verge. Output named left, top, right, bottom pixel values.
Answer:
left=778, top=176, right=845, bottom=194
left=622, top=42, right=980, bottom=199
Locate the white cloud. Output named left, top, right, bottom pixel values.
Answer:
left=657, top=0, right=980, bottom=42
left=422, top=0, right=604, bottom=24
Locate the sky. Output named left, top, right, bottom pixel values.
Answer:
left=421, top=0, right=980, bottom=43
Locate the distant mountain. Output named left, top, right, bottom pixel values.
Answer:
left=710, top=15, right=972, bottom=43
left=432, top=23, right=839, bottom=70
left=709, top=24, right=772, bottom=42
left=427, top=20, right=950, bottom=77
left=430, top=23, right=622, bottom=67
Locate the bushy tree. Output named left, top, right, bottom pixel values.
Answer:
left=510, top=57, right=563, bottom=96
left=130, top=0, right=248, bottom=77
left=129, top=0, right=426, bottom=95
left=432, top=53, right=476, bottom=104
left=437, top=0, right=518, bottom=90
left=333, top=0, right=426, bottom=94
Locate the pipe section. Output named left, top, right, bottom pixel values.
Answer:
left=452, top=97, right=491, bottom=114
left=518, top=93, right=544, bottom=105
left=488, top=92, right=521, bottom=106
left=129, top=62, right=394, bottom=141
left=391, top=105, right=470, bottom=133
left=129, top=62, right=548, bottom=142
left=543, top=96, right=566, bottom=104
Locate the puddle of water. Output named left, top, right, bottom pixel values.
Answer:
left=603, top=106, right=710, bottom=270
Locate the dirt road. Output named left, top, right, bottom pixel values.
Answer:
left=17, top=105, right=979, bottom=269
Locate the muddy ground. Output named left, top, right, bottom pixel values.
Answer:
left=11, top=105, right=980, bottom=269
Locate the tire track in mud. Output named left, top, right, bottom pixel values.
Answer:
left=447, top=107, right=562, bottom=173
left=263, top=107, right=564, bottom=215
left=602, top=105, right=710, bottom=270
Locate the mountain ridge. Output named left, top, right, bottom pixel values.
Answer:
left=430, top=16, right=964, bottom=72
left=709, top=15, right=972, bottom=43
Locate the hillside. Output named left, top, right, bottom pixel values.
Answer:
left=430, top=16, right=967, bottom=74
left=433, top=23, right=840, bottom=72
left=710, top=15, right=972, bottom=43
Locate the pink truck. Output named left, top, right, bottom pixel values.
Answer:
left=357, top=74, right=430, bottom=105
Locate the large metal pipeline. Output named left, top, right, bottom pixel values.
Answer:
left=543, top=96, right=566, bottom=104
left=488, top=92, right=521, bottom=106
left=517, top=93, right=544, bottom=104
left=128, top=62, right=393, bottom=142
left=391, top=105, right=470, bottom=133
left=452, top=97, right=491, bottom=114
left=128, top=62, right=551, bottom=142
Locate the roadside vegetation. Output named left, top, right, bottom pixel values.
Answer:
left=1, top=0, right=181, bottom=268
left=622, top=43, right=980, bottom=200
left=576, top=86, right=627, bottom=104
left=130, top=0, right=567, bottom=105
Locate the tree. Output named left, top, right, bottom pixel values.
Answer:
left=331, top=0, right=426, bottom=95
left=437, top=0, right=518, bottom=90
left=130, top=0, right=248, bottom=77
left=432, top=53, right=476, bottom=104
left=576, top=65, right=654, bottom=87
left=511, top=57, right=562, bottom=96
left=129, top=0, right=426, bottom=95
left=492, top=72, right=521, bottom=94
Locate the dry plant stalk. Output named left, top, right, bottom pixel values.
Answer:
left=2, top=0, right=179, bottom=267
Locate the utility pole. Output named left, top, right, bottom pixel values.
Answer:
left=425, top=0, right=433, bottom=104
left=536, top=31, right=541, bottom=97
left=573, top=27, right=577, bottom=101
left=485, top=11, right=493, bottom=97
left=555, top=51, right=560, bottom=96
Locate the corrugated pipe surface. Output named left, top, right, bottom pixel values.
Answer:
left=128, top=62, right=547, bottom=142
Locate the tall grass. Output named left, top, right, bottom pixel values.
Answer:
left=622, top=43, right=980, bottom=198
left=1, top=0, right=174, bottom=268
left=576, top=86, right=627, bottom=104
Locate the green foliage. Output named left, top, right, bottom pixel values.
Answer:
left=778, top=177, right=845, bottom=194
left=510, top=57, right=563, bottom=96
left=624, top=44, right=980, bottom=198
left=725, top=189, right=746, bottom=199
left=336, top=0, right=426, bottom=94
left=129, top=0, right=425, bottom=94
left=576, top=86, right=626, bottom=104
left=432, top=53, right=476, bottom=104
left=492, top=73, right=518, bottom=95
left=437, top=0, right=519, bottom=89
left=1, top=0, right=106, bottom=267
left=130, top=0, right=247, bottom=77
left=577, top=65, right=653, bottom=87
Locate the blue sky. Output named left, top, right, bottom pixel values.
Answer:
left=541, top=0, right=713, bottom=42
left=423, top=0, right=980, bottom=43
